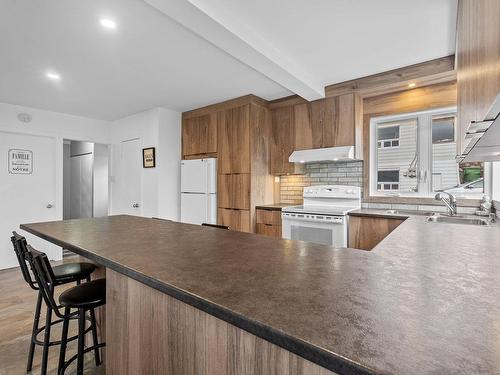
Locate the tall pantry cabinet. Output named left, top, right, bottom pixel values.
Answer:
left=181, top=95, right=274, bottom=233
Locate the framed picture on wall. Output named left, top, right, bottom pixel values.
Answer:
left=142, top=147, right=156, bottom=168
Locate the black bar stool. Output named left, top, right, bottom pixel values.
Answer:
left=201, top=223, right=230, bottom=229
left=10, top=232, right=97, bottom=374
left=28, top=245, right=106, bottom=375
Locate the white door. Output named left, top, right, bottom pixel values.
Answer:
left=119, top=138, right=141, bottom=215
left=0, top=132, right=59, bottom=270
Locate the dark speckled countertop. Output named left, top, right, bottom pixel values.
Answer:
left=21, top=214, right=500, bottom=375
left=255, top=203, right=292, bottom=211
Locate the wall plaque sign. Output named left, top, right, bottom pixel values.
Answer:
left=142, top=147, right=156, bottom=168
left=8, top=149, right=33, bottom=174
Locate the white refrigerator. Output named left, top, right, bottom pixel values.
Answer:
left=180, top=158, right=217, bottom=225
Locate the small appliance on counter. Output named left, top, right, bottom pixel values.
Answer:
left=282, top=185, right=361, bottom=247
left=180, top=158, right=217, bottom=225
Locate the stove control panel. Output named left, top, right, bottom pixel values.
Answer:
left=282, top=212, right=345, bottom=224
left=303, top=185, right=361, bottom=199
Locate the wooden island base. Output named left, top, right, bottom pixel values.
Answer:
left=105, top=269, right=335, bottom=375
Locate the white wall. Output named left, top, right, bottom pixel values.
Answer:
left=0, top=103, right=111, bottom=221
left=1, top=102, right=182, bottom=259
left=157, top=108, right=182, bottom=220
left=492, top=162, right=500, bottom=202
left=0, top=102, right=111, bottom=260
left=109, top=107, right=181, bottom=219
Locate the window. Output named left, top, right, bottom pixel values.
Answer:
left=370, top=107, right=486, bottom=199
left=377, top=125, right=400, bottom=148
left=377, top=170, right=399, bottom=191
left=432, top=116, right=454, bottom=143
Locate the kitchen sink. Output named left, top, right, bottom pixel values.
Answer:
left=385, top=209, right=433, bottom=216
left=426, top=215, right=490, bottom=226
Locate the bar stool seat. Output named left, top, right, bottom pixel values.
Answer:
left=53, top=262, right=96, bottom=283
left=59, top=278, right=106, bottom=309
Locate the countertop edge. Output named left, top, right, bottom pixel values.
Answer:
left=348, top=210, right=410, bottom=220
left=20, top=223, right=376, bottom=375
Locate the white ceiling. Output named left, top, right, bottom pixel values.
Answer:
left=0, top=0, right=458, bottom=120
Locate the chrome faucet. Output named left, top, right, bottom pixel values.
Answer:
left=435, top=192, right=457, bottom=216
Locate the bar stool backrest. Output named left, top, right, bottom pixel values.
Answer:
left=201, top=223, right=230, bottom=230
left=26, top=245, right=62, bottom=316
left=11, top=231, right=38, bottom=290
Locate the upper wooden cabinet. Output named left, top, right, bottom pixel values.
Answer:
left=182, top=114, right=217, bottom=158
left=270, top=106, right=304, bottom=174
left=217, top=105, right=250, bottom=174
left=456, top=0, right=500, bottom=154
left=303, top=94, right=356, bottom=149
left=294, top=102, right=322, bottom=150
left=270, top=93, right=360, bottom=174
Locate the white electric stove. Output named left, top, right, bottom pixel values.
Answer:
left=282, top=185, right=361, bottom=247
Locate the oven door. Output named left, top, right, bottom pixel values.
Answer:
left=281, top=213, right=347, bottom=247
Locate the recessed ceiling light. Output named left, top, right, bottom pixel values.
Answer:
left=100, top=18, right=117, bottom=29
left=408, top=82, right=416, bottom=88
left=46, top=72, right=61, bottom=80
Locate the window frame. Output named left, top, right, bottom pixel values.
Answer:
left=369, top=106, right=491, bottom=200
left=377, top=169, right=400, bottom=191
left=377, top=124, right=400, bottom=149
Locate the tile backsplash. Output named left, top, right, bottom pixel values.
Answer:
left=278, top=161, right=480, bottom=213
left=279, top=161, right=363, bottom=204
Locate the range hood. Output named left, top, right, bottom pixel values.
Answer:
left=289, top=146, right=357, bottom=163
left=458, top=92, right=500, bottom=162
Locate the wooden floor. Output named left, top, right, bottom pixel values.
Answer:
left=0, top=255, right=105, bottom=375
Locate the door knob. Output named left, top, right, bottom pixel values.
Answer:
left=132, top=203, right=139, bottom=208
left=46, top=204, right=53, bottom=209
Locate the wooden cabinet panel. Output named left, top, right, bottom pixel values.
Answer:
left=231, top=106, right=251, bottom=173
left=322, top=94, right=355, bottom=147
left=182, top=117, right=198, bottom=157
left=182, top=114, right=217, bottom=157
left=217, top=106, right=250, bottom=174
left=255, top=208, right=282, bottom=238
left=218, top=174, right=250, bottom=209
left=256, top=223, right=282, bottom=238
left=348, top=215, right=404, bottom=250
left=199, top=114, right=217, bottom=154
left=270, top=106, right=302, bottom=174
left=295, top=102, right=322, bottom=150
left=293, top=103, right=313, bottom=150
left=217, top=208, right=251, bottom=233
left=255, top=209, right=281, bottom=225
left=293, top=95, right=355, bottom=151
left=456, top=0, right=500, bottom=154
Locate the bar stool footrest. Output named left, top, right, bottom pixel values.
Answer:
left=59, top=342, right=106, bottom=375
left=33, top=314, right=93, bottom=347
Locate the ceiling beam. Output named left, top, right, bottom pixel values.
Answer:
left=142, top=0, right=325, bottom=101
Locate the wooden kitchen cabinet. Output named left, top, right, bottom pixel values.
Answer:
left=456, top=0, right=500, bottom=154
left=322, top=94, right=356, bottom=147
left=217, top=106, right=250, bottom=174
left=348, top=215, right=404, bottom=251
left=182, top=114, right=217, bottom=158
left=218, top=173, right=250, bottom=209
left=217, top=208, right=251, bottom=233
left=255, top=208, right=282, bottom=238
left=294, top=102, right=322, bottom=150
left=294, top=94, right=356, bottom=150
left=269, top=106, right=304, bottom=174
left=207, top=96, right=274, bottom=233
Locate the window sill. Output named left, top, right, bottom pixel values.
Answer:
left=364, top=196, right=481, bottom=207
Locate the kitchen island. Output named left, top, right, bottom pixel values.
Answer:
left=21, top=214, right=500, bottom=374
